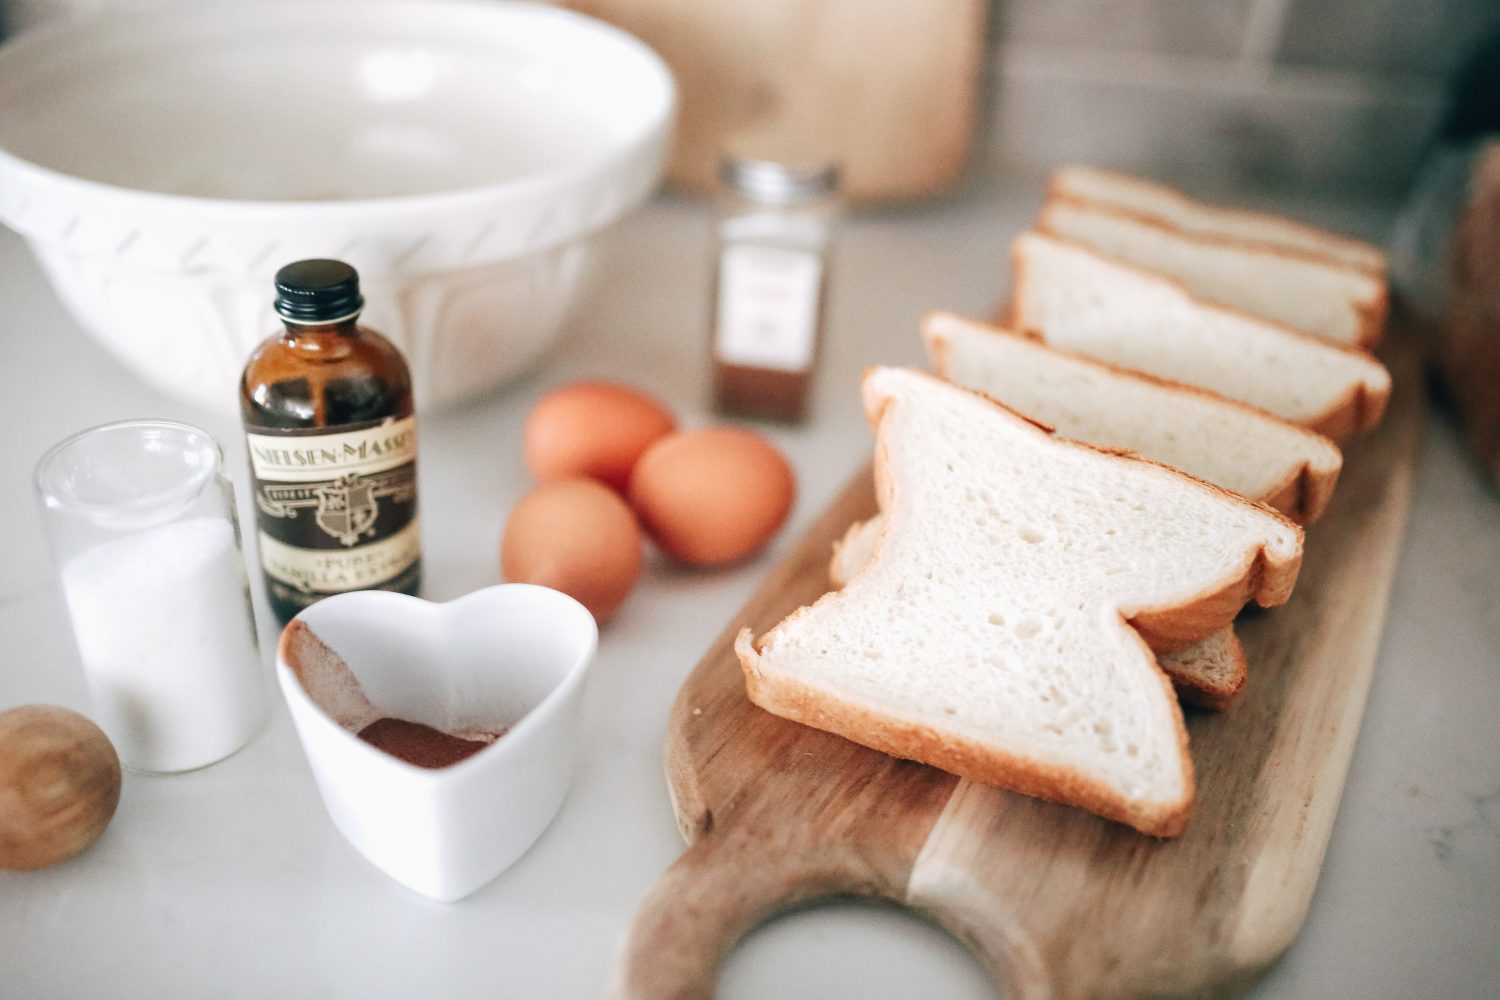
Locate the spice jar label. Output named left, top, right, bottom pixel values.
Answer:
left=246, top=415, right=419, bottom=611
left=715, top=245, right=822, bottom=372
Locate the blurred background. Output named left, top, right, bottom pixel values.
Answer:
left=982, top=0, right=1498, bottom=196
left=4, top=0, right=1500, bottom=475
left=6, top=0, right=1496, bottom=196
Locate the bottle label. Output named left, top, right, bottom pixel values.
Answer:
left=245, top=415, right=419, bottom=607
left=715, top=245, right=822, bottom=372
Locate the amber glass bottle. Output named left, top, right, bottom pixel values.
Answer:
left=240, top=259, right=420, bottom=624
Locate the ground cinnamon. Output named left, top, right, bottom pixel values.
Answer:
left=709, top=157, right=839, bottom=423
left=356, top=717, right=499, bottom=769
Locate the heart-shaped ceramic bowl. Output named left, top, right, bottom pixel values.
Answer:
left=275, top=585, right=597, bottom=902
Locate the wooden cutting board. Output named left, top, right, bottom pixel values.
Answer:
left=611, top=335, right=1424, bottom=1000
left=551, top=0, right=987, bottom=202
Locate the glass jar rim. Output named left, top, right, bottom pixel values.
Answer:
left=721, top=157, right=840, bottom=204
left=34, top=419, right=224, bottom=530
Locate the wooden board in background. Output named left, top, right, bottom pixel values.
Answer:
left=611, top=335, right=1424, bottom=1000
left=551, top=0, right=987, bottom=202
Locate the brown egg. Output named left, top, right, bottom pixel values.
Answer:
left=523, top=381, right=676, bottom=492
left=0, top=705, right=121, bottom=871
left=501, top=478, right=643, bottom=622
left=628, top=428, right=796, bottom=568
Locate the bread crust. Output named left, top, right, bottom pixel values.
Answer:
left=1352, top=281, right=1390, bottom=353
left=1303, top=377, right=1390, bottom=442
left=737, top=627, right=1194, bottom=838
left=1173, top=628, right=1248, bottom=712
left=1010, top=234, right=1392, bottom=440
left=1044, top=166, right=1387, bottom=277
left=922, top=313, right=1344, bottom=524
left=1261, top=451, right=1341, bottom=525
left=1037, top=196, right=1388, bottom=351
left=1127, top=539, right=1292, bottom=653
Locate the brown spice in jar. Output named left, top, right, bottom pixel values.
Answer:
left=356, top=717, right=500, bottom=769
left=712, top=362, right=813, bottom=423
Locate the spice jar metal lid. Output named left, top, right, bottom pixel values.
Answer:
left=274, top=258, right=365, bottom=324
left=721, top=157, right=840, bottom=205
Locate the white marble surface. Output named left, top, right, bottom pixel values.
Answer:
left=0, top=176, right=1496, bottom=999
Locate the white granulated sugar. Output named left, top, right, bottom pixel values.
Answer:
left=61, top=517, right=267, bottom=773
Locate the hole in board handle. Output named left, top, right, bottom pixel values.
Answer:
left=718, top=897, right=1000, bottom=1000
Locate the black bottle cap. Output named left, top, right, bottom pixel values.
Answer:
left=274, top=259, right=365, bottom=324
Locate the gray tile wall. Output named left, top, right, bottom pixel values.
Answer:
left=1276, top=0, right=1498, bottom=77
left=985, top=0, right=1500, bottom=194
left=994, top=0, right=1257, bottom=58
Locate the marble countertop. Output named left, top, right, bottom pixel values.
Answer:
left=1, top=175, right=1496, bottom=999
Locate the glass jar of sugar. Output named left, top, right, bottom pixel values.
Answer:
left=34, top=420, right=268, bottom=773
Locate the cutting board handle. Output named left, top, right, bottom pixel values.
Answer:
left=609, top=823, right=1025, bottom=999
left=610, top=825, right=912, bottom=1000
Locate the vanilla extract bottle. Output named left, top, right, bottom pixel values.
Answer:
left=240, top=259, right=420, bottom=624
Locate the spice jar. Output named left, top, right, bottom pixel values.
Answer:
left=710, top=157, right=841, bottom=422
left=34, top=420, right=268, bottom=773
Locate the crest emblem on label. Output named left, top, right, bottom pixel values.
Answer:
left=315, top=474, right=380, bottom=546
left=245, top=416, right=420, bottom=612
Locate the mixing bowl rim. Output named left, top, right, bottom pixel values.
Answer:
left=0, top=0, right=677, bottom=219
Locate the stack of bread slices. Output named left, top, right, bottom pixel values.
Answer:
left=736, top=166, right=1393, bottom=837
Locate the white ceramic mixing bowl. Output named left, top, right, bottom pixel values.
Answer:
left=0, top=0, right=674, bottom=412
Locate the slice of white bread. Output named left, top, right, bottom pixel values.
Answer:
left=737, top=367, right=1303, bottom=836
left=1038, top=199, right=1387, bottom=350
left=1012, top=232, right=1392, bottom=440
left=1159, top=626, right=1246, bottom=712
left=829, top=515, right=1248, bottom=710
left=924, top=312, right=1344, bottom=524
left=1047, top=165, right=1387, bottom=275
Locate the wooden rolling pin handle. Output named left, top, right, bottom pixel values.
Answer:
left=609, top=825, right=893, bottom=1000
